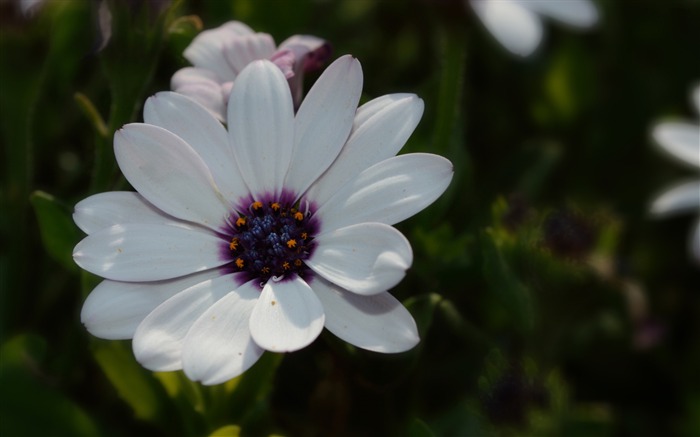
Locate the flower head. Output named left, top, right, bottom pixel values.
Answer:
left=649, top=84, right=700, bottom=265
left=469, top=0, right=599, bottom=57
left=75, top=55, right=453, bottom=384
left=171, top=20, right=331, bottom=121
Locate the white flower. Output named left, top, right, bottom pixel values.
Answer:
left=650, top=84, right=700, bottom=265
left=171, top=20, right=330, bottom=121
left=469, top=0, right=599, bottom=57
left=74, top=55, right=453, bottom=385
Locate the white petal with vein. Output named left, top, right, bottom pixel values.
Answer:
left=307, top=223, right=413, bottom=295
left=115, top=124, right=231, bottom=230
left=316, top=153, right=454, bottom=233
left=73, top=223, right=227, bottom=282
left=308, top=93, right=423, bottom=206
left=132, top=273, right=239, bottom=371
left=182, top=280, right=264, bottom=385
left=228, top=61, right=295, bottom=196
left=285, top=55, right=362, bottom=195
left=249, top=276, right=325, bottom=352
left=74, top=191, right=179, bottom=235
left=81, top=270, right=221, bottom=340
left=312, top=278, right=419, bottom=353
left=144, top=92, right=249, bottom=202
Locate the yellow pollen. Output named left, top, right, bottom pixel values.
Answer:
left=282, top=261, right=290, bottom=270
left=271, top=202, right=280, bottom=211
left=252, top=201, right=263, bottom=210
left=294, top=211, right=304, bottom=221
left=294, top=259, right=302, bottom=267
left=235, top=258, right=244, bottom=268
left=301, top=232, right=308, bottom=240
left=229, top=238, right=239, bottom=251
left=262, top=266, right=270, bottom=274
left=236, top=217, right=246, bottom=227
left=287, top=239, right=297, bottom=249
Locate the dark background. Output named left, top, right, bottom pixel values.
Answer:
left=1, top=0, right=699, bottom=435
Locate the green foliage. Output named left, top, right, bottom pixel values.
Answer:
left=30, top=191, right=80, bottom=271
left=2, top=0, right=699, bottom=435
left=0, top=335, right=100, bottom=437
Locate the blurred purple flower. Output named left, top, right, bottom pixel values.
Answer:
left=171, top=21, right=331, bottom=121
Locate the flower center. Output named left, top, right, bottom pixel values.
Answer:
left=225, top=199, right=316, bottom=284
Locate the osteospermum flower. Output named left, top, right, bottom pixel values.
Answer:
left=650, top=84, right=700, bottom=265
left=74, top=55, right=453, bottom=384
left=469, top=0, right=599, bottom=57
left=172, top=20, right=330, bottom=121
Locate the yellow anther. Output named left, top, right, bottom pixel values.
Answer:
left=236, top=217, right=246, bottom=227
left=287, top=239, right=297, bottom=249
left=262, top=266, right=270, bottom=274
left=301, top=232, right=308, bottom=240
left=282, top=261, right=290, bottom=270
left=271, top=202, right=281, bottom=211
left=294, top=259, right=303, bottom=267
left=294, top=211, right=304, bottom=221
left=252, top=201, right=263, bottom=210
left=229, top=238, right=239, bottom=251
left=235, top=258, right=244, bottom=268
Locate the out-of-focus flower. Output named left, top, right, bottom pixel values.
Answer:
left=650, top=84, right=700, bottom=265
left=19, top=0, right=44, bottom=16
left=74, top=56, right=453, bottom=385
left=171, top=20, right=331, bottom=121
left=468, top=0, right=599, bottom=57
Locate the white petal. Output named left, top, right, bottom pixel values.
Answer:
left=81, top=270, right=221, bottom=340
left=144, top=92, right=250, bottom=203
left=223, top=33, right=276, bottom=75
left=516, top=0, right=599, bottom=28
left=307, top=94, right=424, bottom=206
left=132, top=273, right=240, bottom=371
left=182, top=280, right=264, bottom=385
left=316, top=153, right=454, bottom=233
left=693, top=84, right=700, bottom=115
left=691, top=218, right=700, bottom=265
left=74, top=191, right=180, bottom=235
left=73, top=223, right=227, bottom=281
left=311, top=277, right=419, bottom=353
left=307, top=223, right=413, bottom=296
left=171, top=66, right=221, bottom=89
left=650, top=180, right=700, bottom=217
left=277, top=34, right=328, bottom=59
left=172, top=83, right=227, bottom=123
left=470, top=0, right=543, bottom=57
left=115, top=124, right=231, bottom=230
left=171, top=67, right=226, bottom=121
left=652, top=122, right=700, bottom=168
left=285, top=55, right=363, bottom=195
left=184, top=21, right=253, bottom=80
left=249, top=276, right=325, bottom=352
left=228, top=60, right=295, bottom=197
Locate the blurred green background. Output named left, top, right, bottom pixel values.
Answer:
left=1, top=0, right=699, bottom=435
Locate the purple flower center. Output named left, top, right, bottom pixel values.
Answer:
left=224, top=199, right=317, bottom=284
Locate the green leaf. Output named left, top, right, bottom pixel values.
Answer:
left=406, top=418, right=436, bottom=437
left=404, top=293, right=444, bottom=339
left=0, top=335, right=100, bottom=437
left=209, top=425, right=241, bottom=437
left=481, top=232, right=534, bottom=333
left=91, top=340, right=173, bottom=427
left=30, top=190, right=81, bottom=272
